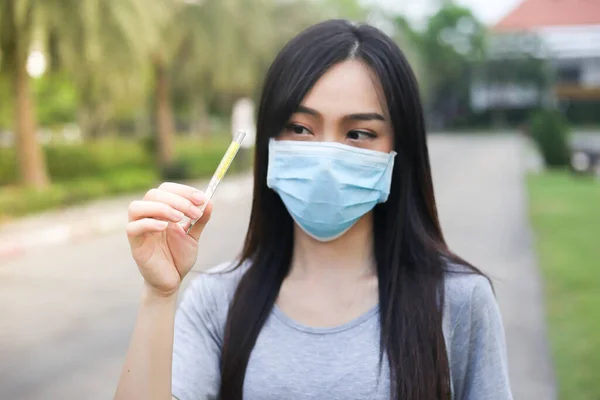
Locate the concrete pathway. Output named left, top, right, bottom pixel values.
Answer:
left=0, top=134, right=555, bottom=399
left=429, top=134, right=556, bottom=400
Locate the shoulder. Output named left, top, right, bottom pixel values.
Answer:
left=172, top=261, right=251, bottom=399
left=443, top=263, right=498, bottom=331
left=442, top=265, right=513, bottom=399
left=177, top=259, right=250, bottom=320
left=444, top=264, right=494, bottom=305
left=187, top=259, right=249, bottom=293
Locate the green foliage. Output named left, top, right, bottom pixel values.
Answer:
left=482, top=56, right=550, bottom=88
left=396, top=4, right=487, bottom=127
left=168, top=0, right=317, bottom=103
left=103, top=168, right=157, bottom=193
left=142, top=134, right=233, bottom=180
left=54, top=0, right=168, bottom=137
left=0, top=139, right=151, bottom=185
left=528, top=172, right=600, bottom=399
left=47, top=140, right=152, bottom=180
left=1, top=72, right=78, bottom=128
left=160, top=160, right=191, bottom=181
left=420, top=5, right=487, bottom=89
left=0, top=74, right=11, bottom=128
left=529, top=110, right=571, bottom=168
left=393, top=16, right=426, bottom=86
left=175, top=136, right=233, bottom=178
left=32, top=73, right=77, bottom=126
left=564, top=100, right=600, bottom=126
left=0, top=147, right=17, bottom=184
left=0, top=0, right=370, bottom=194
left=0, top=136, right=234, bottom=218
left=1, top=0, right=367, bottom=133
left=316, top=0, right=366, bottom=20
left=0, top=169, right=157, bottom=218
left=0, top=185, right=70, bottom=218
left=0, top=136, right=232, bottom=185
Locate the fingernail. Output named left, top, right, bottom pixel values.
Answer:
left=171, top=210, right=184, bottom=221
left=155, top=220, right=169, bottom=229
left=192, top=191, right=205, bottom=204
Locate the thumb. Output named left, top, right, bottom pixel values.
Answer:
left=187, top=201, right=213, bottom=241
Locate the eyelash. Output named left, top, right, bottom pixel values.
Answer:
left=284, top=123, right=377, bottom=140
left=285, top=123, right=311, bottom=136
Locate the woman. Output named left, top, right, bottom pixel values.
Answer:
left=115, top=20, right=512, bottom=400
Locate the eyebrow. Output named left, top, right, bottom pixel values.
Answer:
left=295, top=105, right=386, bottom=122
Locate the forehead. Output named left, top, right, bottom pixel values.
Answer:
left=301, top=60, right=388, bottom=116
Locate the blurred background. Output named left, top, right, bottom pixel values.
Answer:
left=0, top=0, right=598, bottom=399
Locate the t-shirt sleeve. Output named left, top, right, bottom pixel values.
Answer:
left=172, top=275, right=223, bottom=400
left=451, top=276, right=513, bottom=400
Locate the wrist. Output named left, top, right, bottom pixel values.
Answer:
left=142, top=282, right=179, bottom=304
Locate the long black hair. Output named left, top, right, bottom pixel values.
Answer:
left=219, top=19, right=482, bottom=400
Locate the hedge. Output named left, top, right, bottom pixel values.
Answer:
left=0, top=136, right=237, bottom=220
left=528, top=109, right=571, bottom=168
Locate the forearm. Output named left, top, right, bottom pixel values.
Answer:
left=114, top=283, right=178, bottom=400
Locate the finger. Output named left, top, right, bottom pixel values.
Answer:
left=126, top=218, right=169, bottom=238
left=155, top=182, right=206, bottom=205
left=143, top=189, right=204, bottom=221
left=128, top=200, right=185, bottom=223
left=188, top=201, right=213, bottom=241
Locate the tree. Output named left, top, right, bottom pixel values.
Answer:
left=393, top=15, right=427, bottom=87
left=0, top=0, right=166, bottom=188
left=156, top=0, right=366, bottom=171
left=0, top=0, right=52, bottom=188
left=51, top=0, right=168, bottom=140
left=153, top=0, right=280, bottom=169
left=418, top=5, right=487, bottom=127
left=150, top=0, right=210, bottom=169
left=314, top=0, right=366, bottom=21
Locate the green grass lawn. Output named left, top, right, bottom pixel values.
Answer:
left=528, top=171, right=600, bottom=400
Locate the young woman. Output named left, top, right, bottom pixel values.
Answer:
left=115, top=19, right=513, bottom=400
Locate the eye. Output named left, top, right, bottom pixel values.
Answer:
left=285, top=123, right=312, bottom=136
left=347, top=130, right=376, bottom=140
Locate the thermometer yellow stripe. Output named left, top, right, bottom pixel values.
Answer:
left=183, top=130, right=246, bottom=235
left=216, top=142, right=241, bottom=180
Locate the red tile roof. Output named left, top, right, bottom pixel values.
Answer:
left=493, top=0, right=600, bottom=31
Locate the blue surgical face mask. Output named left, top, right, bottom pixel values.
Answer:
left=267, top=139, right=396, bottom=242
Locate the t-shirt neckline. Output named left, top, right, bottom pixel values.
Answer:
left=271, top=304, right=380, bottom=335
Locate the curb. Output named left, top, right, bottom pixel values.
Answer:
left=0, top=173, right=253, bottom=263
left=0, top=211, right=126, bottom=262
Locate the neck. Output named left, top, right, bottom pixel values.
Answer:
left=289, top=212, right=376, bottom=280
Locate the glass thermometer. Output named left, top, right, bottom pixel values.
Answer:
left=184, top=130, right=246, bottom=235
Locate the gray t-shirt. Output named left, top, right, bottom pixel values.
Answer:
left=172, top=261, right=513, bottom=400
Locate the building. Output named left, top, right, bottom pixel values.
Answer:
left=471, top=0, right=600, bottom=123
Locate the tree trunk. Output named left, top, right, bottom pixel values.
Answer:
left=12, top=53, right=50, bottom=188
left=154, top=61, right=175, bottom=168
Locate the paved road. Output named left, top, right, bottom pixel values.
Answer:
left=0, top=134, right=554, bottom=399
